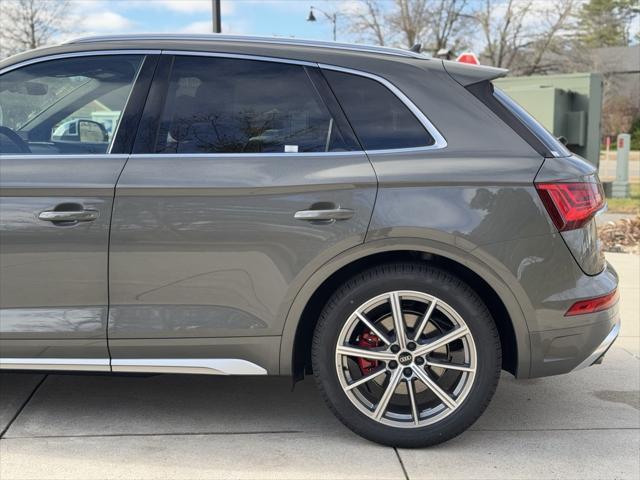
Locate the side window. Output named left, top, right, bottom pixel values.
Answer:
left=0, top=55, right=143, bottom=155
left=323, top=69, right=434, bottom=151
left=154, top=56, right=349, bottom=154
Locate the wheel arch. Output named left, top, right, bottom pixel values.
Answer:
left=279, top=238, right=531, bottom=380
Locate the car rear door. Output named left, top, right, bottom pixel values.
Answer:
left=107, top=53, right=377, bottom=374
left=0, top=52, right=157, bottom=370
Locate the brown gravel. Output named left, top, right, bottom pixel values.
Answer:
left=598, top=216, right=640, bottom=254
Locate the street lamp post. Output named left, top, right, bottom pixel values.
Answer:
left=212, top=0, right=221, bottom=33
left=307, top=6, right=338, bottom=41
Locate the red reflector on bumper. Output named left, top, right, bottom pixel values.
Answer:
left=565, top=290, right=619, bottom=316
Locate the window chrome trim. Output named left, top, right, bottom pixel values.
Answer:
left=1, top=50, right=157, bottom=158
left=318, top=64, right=447, bottom=152
left=0, top=154, right=129, bottom=160
left=157, top=51, right=447, bottom=155
left=0, top=49, right=161, bottom=75
left=1, top=49, right=447, bottom=157
left=128, top=152, right=365, bottom=159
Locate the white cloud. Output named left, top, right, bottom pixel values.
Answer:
left=180, top=19, right=248, bottom=35
left=335, top=0, right=365, bottom=15
left=158, top=0, right=235, bottom=15
left=80, top=11, right=136, bottom=32
left=180, top=21, right=213, bottom=33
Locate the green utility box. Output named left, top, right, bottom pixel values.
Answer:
left=495, top=73, right=603, bottom=166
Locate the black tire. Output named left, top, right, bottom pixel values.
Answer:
left=312, top=262, right=501, bottom=448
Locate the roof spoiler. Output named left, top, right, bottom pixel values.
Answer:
left=441, top=59, right=508, bottom=87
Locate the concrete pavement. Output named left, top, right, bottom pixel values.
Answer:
left=1, top=254, right=638, bottom=479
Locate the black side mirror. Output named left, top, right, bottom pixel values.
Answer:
left=78, top=120, right=109, bottom=143
left=25, top=81, right=48, bottom=96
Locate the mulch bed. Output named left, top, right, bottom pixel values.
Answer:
left=598, top=216, right=640, bottom=254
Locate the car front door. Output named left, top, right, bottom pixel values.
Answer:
left=107, top=54, right=377, bottom=374
left=0, top=52, right=155, bottom=369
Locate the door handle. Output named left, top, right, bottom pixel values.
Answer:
left=294, top=207, right=354, bottom=222
left=38, top=209, right=98, bottom=223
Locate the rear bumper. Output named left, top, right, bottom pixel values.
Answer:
left=528, top=302, right=621, bottom=378
left=572, top=320, right=620, bottom=371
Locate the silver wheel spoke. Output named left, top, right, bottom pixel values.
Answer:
left=414, top=325, right=470, bottom=356
left=406, top=378, right=419, bottom=425
left=356, top=312, right=391, bottom=345
left=336, top=290, right=476, bottom=428
left=389, top=292, right=407, bottom=349
left=336, top=345, right=395, bottom=361
left=425, top=360, right=475, bottom=372
left=413, top=299, right=437, bottom=340
left=345, top=368, right=386, bottom=391
left=412, top=365, right=458, bottom=410
left=373, top=368, right=402, bottom=420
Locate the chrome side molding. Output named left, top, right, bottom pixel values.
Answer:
left=0, top=358, right=110, bottom=372
left=0, top=358, right=267, bottom=375
left=111, top=358, right=267, bottom=375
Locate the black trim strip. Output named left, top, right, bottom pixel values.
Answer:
left=132, top=55, right=174, bottom=154
left=111, top=55, right=160, bottom=154
left=304, top=66, right=362, bottom=151
left=466, top=81, right=550, bottom=157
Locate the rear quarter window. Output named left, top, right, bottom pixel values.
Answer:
left=466, top=81, right=571, bottom=158
left=322, top=69, right=434, bottom=151
left=494, top=88, right=571, bottom=158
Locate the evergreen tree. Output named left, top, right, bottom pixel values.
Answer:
left=578, top=0, right=640, bottom=48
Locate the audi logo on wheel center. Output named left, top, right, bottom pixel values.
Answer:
left=398, top=353, right=413, bottom=365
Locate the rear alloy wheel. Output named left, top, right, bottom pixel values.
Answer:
left=312, top=263, right=501, bottom=447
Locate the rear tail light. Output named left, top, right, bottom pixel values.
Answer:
left=565, top=290, right=619, bottom=316
left=535, top=182, right=605, bottom=231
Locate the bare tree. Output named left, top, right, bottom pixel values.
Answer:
left=0, top=0, right=70, bottom=58
left=427, top=0, right=471, bottom=54
left=473, top=0, right=577, bottom=74
left=474, top=0, right=533, bottom=69
left=388, top=0, right=430, bottom=48
left=520, top=0, right=577, bottom=74
left=347, top=0, right=472, bottom=52
left=347, top=0, right=389, bottom=46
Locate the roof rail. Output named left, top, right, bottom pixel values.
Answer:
left=63, top=34, right=429, bottom=60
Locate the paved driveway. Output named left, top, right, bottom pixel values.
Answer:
left=1, top=254, right=638, bottom=480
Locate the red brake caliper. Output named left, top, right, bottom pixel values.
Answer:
left=357, top=331, right=382, bottom=374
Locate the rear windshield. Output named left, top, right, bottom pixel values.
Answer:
left=493, top=88, right=571, bottom=158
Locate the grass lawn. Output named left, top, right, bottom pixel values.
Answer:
left=606, top=183, right=640, bottom=214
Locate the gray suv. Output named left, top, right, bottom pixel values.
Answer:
left=0, top=35, right=620, bottom=447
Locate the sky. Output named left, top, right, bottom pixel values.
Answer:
left=64, top=0, right=360, bottom=42
left=34, top=0, right=640, bottom=52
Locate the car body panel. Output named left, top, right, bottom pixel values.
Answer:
left=0, top=154, right=127, bottom=358
left=108, top=153, right=377, bottom=343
